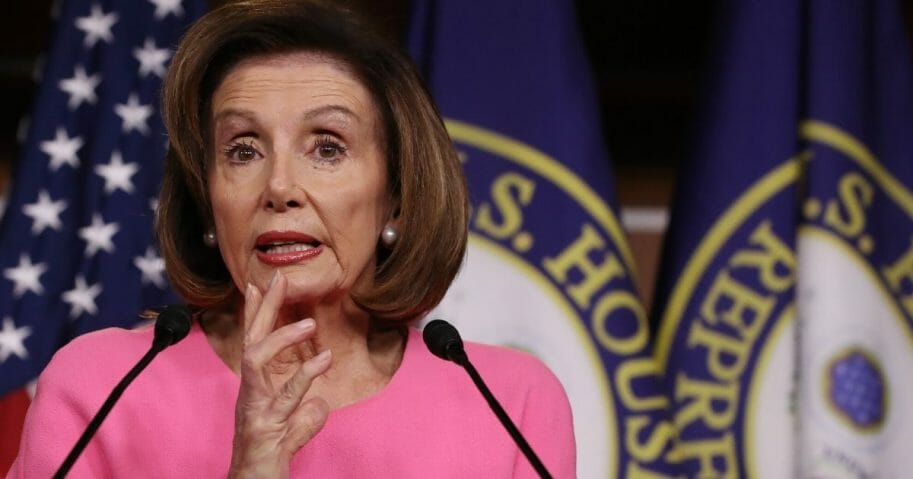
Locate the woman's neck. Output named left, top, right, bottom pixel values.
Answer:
left=200, top=300, right=407, bottom=409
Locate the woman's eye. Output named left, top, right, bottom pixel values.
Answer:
left=236, top=145, right=257, bottom=161
left=314, top=137, right=346, bottom=162
left=223, top=141, right=259, bottom=163
left=317, top=143, right=339, bottom=158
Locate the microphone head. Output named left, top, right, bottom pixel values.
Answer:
left=153, top=304, right=192, bottom=349
left=423, top=319, right=464, bottom=363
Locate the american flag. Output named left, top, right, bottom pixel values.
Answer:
left=0, top=0, right=206, bottom=469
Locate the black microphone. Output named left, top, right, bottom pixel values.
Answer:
left=422, top=318, right=468, bottom=364
left=422, top=319, right=554, bottom=479
left=153, top=304, right=193, bottom=350
left=54, top=305, right=192, bottom=478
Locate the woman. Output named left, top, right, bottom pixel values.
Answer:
left=10, top=1, right=575, bottom=477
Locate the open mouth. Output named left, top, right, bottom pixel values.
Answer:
left=256, top=241, right=320, bottom=254
left=254, top=231, right=322, bottom=259
left=254, top=233, right=323, bottom=266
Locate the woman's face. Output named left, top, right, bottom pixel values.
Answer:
left=208, top=52, right=391, bottom=305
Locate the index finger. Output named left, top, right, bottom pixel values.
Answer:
left=244, top=271, right=286, bottom=343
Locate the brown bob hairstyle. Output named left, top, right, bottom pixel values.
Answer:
left=156, top=0, right=469, bottom=321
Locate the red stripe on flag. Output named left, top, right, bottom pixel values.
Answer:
left=0, top=388, right=30, bottom=476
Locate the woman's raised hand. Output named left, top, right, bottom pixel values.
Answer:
left=228, top=272, right=332, bottom=478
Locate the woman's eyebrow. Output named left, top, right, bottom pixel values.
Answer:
left=212, top=108, right=257, bottom=125
left=301, top=104, right=359, bottom=124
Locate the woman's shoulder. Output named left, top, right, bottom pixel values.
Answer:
left=18, top=325, right=162, bottom=440
left=466, top=339, right=560, bottom=381
left=467, top=338, right=569, bottom=401
left=405, top=327, right=568, bottom=400
left=36, top=325, right=155, bottom=394
left=49, top=325, right=154, bottom=369
left=65, top=323, right=154, bottom=348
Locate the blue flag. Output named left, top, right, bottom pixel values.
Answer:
left=409, top=1, right=676, bottom=476
left=652, top=0, right=913, bottom=476
left=0, top=0, right=206, bottom=400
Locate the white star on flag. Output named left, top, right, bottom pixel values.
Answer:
left=40, top=128, right=83, bottom=171
left=0, top=317, right=31, bottom=363
left=0, top=0, right=205, bottom=408
left=79, top=214, right=120, bottom=257
left=148, top=0, right=184, bottom=19
left=62, top=276, right=103, bottom=318
left=58, top=65, right=101, bottom=109
left=22, top=190, right=67, bottom=234
left=114, top=94, right=153, bottom=135
left=133, top=38, right=171, bottom=78
left=75, top=4, right=118, bottom=47
left=3, top=255, right=48, bottom=298
left=134, top=247, right=166, bottom=288
left=95, top=151, right=139, bottom=194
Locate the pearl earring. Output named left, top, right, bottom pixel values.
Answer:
left=203, top=230, right=217, bottom=247
left=381, top=225, right=398, bottom=247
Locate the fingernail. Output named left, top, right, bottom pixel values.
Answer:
left=245, top=282, right=254, bottom=299
left=315, top=349, right=331, bottom=363
left=297, top=318, right=315, bottom=331
left=269, top=271, right=280, bottom=289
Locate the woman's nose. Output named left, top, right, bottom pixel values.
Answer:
left=264, top=158, right=304, bottom=211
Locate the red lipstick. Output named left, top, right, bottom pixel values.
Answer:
left=254, top=231, right=322, bottom=266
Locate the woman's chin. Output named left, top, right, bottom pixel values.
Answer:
left=238, top=266, right=355, bottom=308
left=282, top=279, right=347, bottom=306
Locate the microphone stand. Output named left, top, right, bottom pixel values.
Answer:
left=53, top=341, right=167, bottom=478
left=448, top=350, right=554, bottom=479
left=54, top=305, right=191, bottom=478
